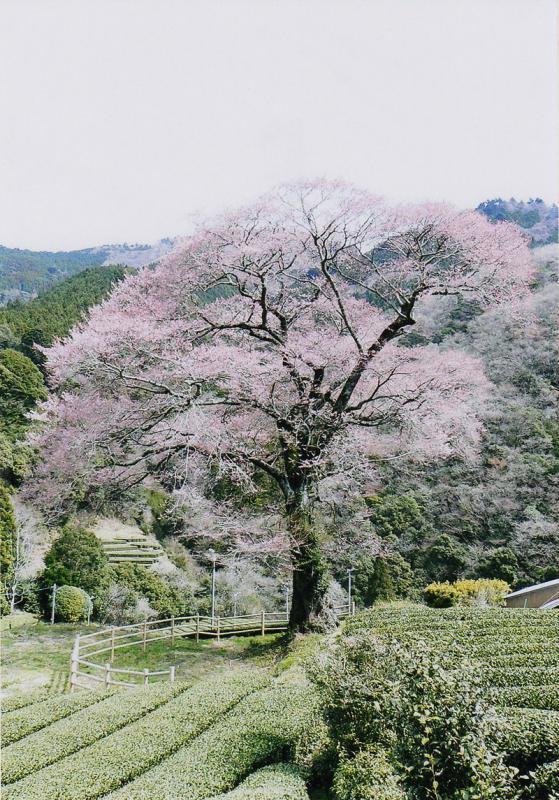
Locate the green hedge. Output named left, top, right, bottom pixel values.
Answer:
left=3, top=670, right=268, bottom=800
left=1, top=690, right=106, bottom=747
left=423, top=579, right=510, bottom=608
left=2, top=681, right=188, bottom=783
left=212, top=764, right=309, bottom=799
left=107, top=681, right=320, bottom=800
left=0, top=689, right=51, bottom=714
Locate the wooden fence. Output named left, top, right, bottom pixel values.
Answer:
left=70, top=604, right=353, bottom=691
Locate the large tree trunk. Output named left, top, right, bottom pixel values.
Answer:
left=286, top=496, right=329, bottom=631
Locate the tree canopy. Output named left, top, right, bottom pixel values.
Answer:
left=28, top=180, right=533, bottom=628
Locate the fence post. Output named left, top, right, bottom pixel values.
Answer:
left=169, top=665, right=176, bottom=684
left=261, top=609, right=265, bottom=636
left=142, top=621, right=147, bottom=652
left=196, top=613, right=200, bottom=642
left=217, top=616, right=221, bottom=642
left=70, top=633, right=80, bottom=693
left=171, top=615, right=175, bottom=645
left=105, top=663, right=111, bottom=689
left=110, top=628, right=115, bottom=662
left=143, top=668, right=149, bottom=687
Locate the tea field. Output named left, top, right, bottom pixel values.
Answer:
left=343, top=605, right=559, bottom=796
left=1, top=606, right=557, bottom=798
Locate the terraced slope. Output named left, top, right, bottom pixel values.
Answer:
left=89, top=519, right=163, bottom=565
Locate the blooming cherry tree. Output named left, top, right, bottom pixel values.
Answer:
left=30, top=180, right=532, bottom=629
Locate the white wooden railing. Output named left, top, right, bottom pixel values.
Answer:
left=70, top=604, right=354, bottom=691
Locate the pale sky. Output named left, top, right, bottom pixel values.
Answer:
left=0, top=0, right=557, bottom=250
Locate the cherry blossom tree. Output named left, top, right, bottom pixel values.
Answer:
left=29, top=180, right=532, bottom=629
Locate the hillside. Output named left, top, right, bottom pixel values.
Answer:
left=0, top=240, right=174, bottom=301
left=0, top=265, right=130, bottom=364
left=2, top=196, right=555, bottom=304
left=477, top=197, right=558, bottom=246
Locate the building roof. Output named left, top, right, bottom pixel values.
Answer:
left=505, top=577, right=559, bottom=599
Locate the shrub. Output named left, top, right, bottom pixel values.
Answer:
left=309, top=629, right=517, bottom=800
left=2, top=681, right=188, bottom=784
left=332, top=747, right=406, bottom=800
left=423, top=581, right=461, bottom=607
left=3, top=670, right=268, bottom=800
left=107, top=680, right=320, bottom=800
left=423, top=578, right=510, bottom=608
left=212, top=764, right=309, bottom=799
left=100, top=563, right=193, bottom=619
left=1, top=690, right=105, bottom=747
left=55, top=585, right=89, bottom=622
left=41, top=524, right=108, bottom=598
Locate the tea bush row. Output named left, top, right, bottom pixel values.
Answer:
left=212, top=764, right=309, bottom=800
left=1, top=690, right=107, bottom=747
left=2, top=681, right=188, bottom=783
left=493, top=707, right=559, bottom=774
left=483, top=666, right=553, bottom=688
left=107, top=680, right=320, bottom=800
left=0, top=689, right=51, bottom=714
left=469, top=640, right=556, bottom=659
left=489, top=685, right=559, bottom=711
left=3, top=670, right=268, bottom=800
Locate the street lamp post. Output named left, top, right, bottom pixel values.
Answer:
left=208, top=549, right=217, bottom=623
left=347, top=568, right=355, bottom=614
left=233, top=592, right=238, bottom=618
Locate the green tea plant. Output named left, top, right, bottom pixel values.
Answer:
left=3, top=670, right=268, bottom=800
left=212, top=764, right=309, bottom=799
left=107, top=681, right=320, bottom=799
left=2, top=682, right=187, bottom=783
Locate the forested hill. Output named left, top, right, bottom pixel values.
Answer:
left=0, top=239, right=174, bottom=301
left=2, top=197, right=556, bottom=302
left=0, top=265, right=129, bottom=368
left=476, top=197, right=558, bottom=246
left=0, top=265, right=130, bottom=491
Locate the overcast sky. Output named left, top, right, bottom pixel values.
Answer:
left=0, top=0, right=557, bottom=250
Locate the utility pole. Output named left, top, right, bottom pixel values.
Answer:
left=208, top=549, right=217, bottom=624
left=50, top=583, right=57, bottom=625
left=284, top=584, right=290, bottom=620
left=347, top=568, right=354, bottom=614
left=86, top=595, right=94, bottom=626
